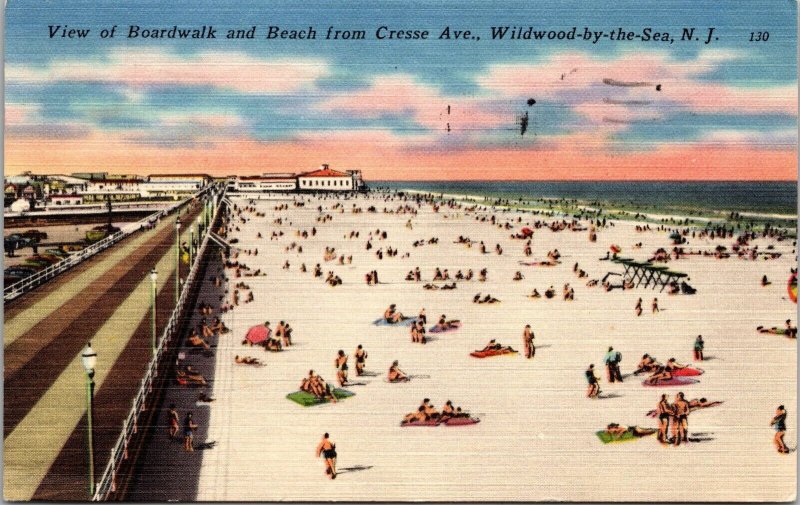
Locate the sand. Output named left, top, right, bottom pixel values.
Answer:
left=196, top=192, right=796, bottom=502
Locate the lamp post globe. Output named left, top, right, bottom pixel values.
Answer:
left=81, top=342, right=97, bottom=378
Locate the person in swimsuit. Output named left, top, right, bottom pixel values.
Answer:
left=480, top=340, right=516, bottom=353
left=354, top=345, right=367, bottom=376
left=604, top=423, right=657, bottom=438
left=402, top=406, right=428, bottom=424
left=422, top=399, right=440, bottom=420
left=418, top=308, right=427, bottom=325
left=335, top=350, right=349, bottom=386
left=388, top=360, right=409, bottom=382
left=672, top=392, right=690, bottom=445
left=168, top=404, right=179, bottom=439
left=771, top=405, right=789, bottom=453
left=693, top=335, right=704, bottom=361
left=523, top=325, right=535, bottom=359
left=384, top=304, right=405, bottom=323
left=183, top=412, right=198, bottom=452
left=656, top=394, right=672, bottom=444
left=634, top=354, right=660, bottom=375
left=416, top=320, right=427, bottom=344
left=316, top=433, right=337, bottom=479
left=585, top=364, right=600, bottom=398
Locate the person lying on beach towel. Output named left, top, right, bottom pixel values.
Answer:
left=388, top=361, right=409, bottom=382
left=633, top=354, right=661, bottom=375
left=435, top=314, right=460, bottom=331
left=473, top=293, right=500, bottom=304
left=480, top=339, right=516, bottom=354
left=645, top=358, right=685, bottom=384
left=384, top=304, right=407, bottom=323
left=757, top=319, right=797, bottom=338
left=598, top=424, right=657, bottom=443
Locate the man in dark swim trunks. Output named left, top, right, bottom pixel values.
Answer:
left=585, top=364, right=599, bottom=398
left=354, top=345, right=367, bottom=376
left=672, top=392, right=690, bottom=445
left=316, top=433, right=337, bottom=479
left=655, top=394, right=672, bottom=444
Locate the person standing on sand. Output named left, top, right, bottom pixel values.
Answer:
left=652, top=298, right=659, bottom=313
left=672, top=392, right=690, bottom=445
left=656, top=394, right=672, bottom=444
left=635, top=298, right=643, bottom=317
left=771, top=405, right=789, bottom=453
left=604, top=347, right=622, bottom=383
left=693, top=335, right=704, bottom=361
left=585, top=364, right=600, bottom=398
left=523, top=325, right=535, bottom=359
left=316, top=433, right=337, bottom=479
left=354, top=345, right=367, bottom=376
left=335, top=350, right=349, bottom=386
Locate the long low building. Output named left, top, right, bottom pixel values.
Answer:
left=229, top=164, right=365, bottom=193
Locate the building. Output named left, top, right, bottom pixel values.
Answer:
left=297, top=164, right=357, bottom=191
left=82, top=178, right=144, bottom=202
left=234, top=174, right=298, bottom=192
left=228, top=164, right=366, bottom=193
left=48, top=194, right=84, bottom=206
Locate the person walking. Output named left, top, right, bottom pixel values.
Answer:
left=316, top=433, right=337, bottom=479
left=168, top=404, right=179, bottom=439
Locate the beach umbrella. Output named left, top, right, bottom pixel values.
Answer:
left=788, top=272, right=797, bottom=304
left=521, top=227, right=533, bottom=237
left=245, top=324, right=270, bottom=344
left=610, top=245, right=621, bottom=254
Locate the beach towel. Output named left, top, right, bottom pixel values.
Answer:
left=470, top=349, right=517, bottom=358
left=595, top=429, right=656, bottom=444
left=372, top=317, right=417, bottom=327
left=671, top=366, right=704, bottom=377
left=286, top=388, right=354, bottom=407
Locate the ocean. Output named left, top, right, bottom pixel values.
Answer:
left=376, top=181, right=798, bottom=217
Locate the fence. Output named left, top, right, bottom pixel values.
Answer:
left=3, top=188, right=212, bottom=302
left=91, top=187, right=226, bottom=501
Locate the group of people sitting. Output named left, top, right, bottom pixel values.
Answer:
left=634, top=355, right=688, bottom=384
left=401, top=398, right=470, bottom=424
left=300, top=370, right=338, bottom=402
left=473, top=293, right=500, bottom=304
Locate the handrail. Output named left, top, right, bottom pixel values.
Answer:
left=91, top=186, right=226, bottom=501
left=3, top=188, right=212, bottom=302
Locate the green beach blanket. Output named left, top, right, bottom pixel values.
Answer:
left=286, top=388, right=355, bottom=407
left=595, top=429, right=656, bottom=444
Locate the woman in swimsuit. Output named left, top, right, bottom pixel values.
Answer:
left=388, top=361, right=409, bottom=382
left=771, top=405, right=789, bottom=453
left=335, top=350, right=349, bottom=386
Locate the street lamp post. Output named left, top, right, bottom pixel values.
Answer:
left=175, top=218, right=181, bottom=304
left=81, top=342, right=98, bottom=498
left=150, top=269, right=158, bottom=354
left=189, top=227, right=194, bottom=267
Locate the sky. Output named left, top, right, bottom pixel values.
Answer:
left=4, top=0, right=798, bottom=180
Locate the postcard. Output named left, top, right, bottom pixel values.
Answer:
left=3, top=0, right=797, bottom=501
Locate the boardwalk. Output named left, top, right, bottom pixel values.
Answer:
left=3, top=201, right=202, bottom=501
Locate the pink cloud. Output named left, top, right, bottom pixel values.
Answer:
left=6, top=48, right=329, bottom=94
left=478, top=49, right=797, bottom=120
left=318, top=74, right=505, bottom=133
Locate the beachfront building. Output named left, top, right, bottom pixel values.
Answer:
left=228, top=164, right=366, bottom=193
left=234, top=174, right=298, bottom=192
left=297, top=164, right=358, bottom=192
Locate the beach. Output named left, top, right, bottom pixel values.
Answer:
left=195, top=191, right=796, bottom=501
